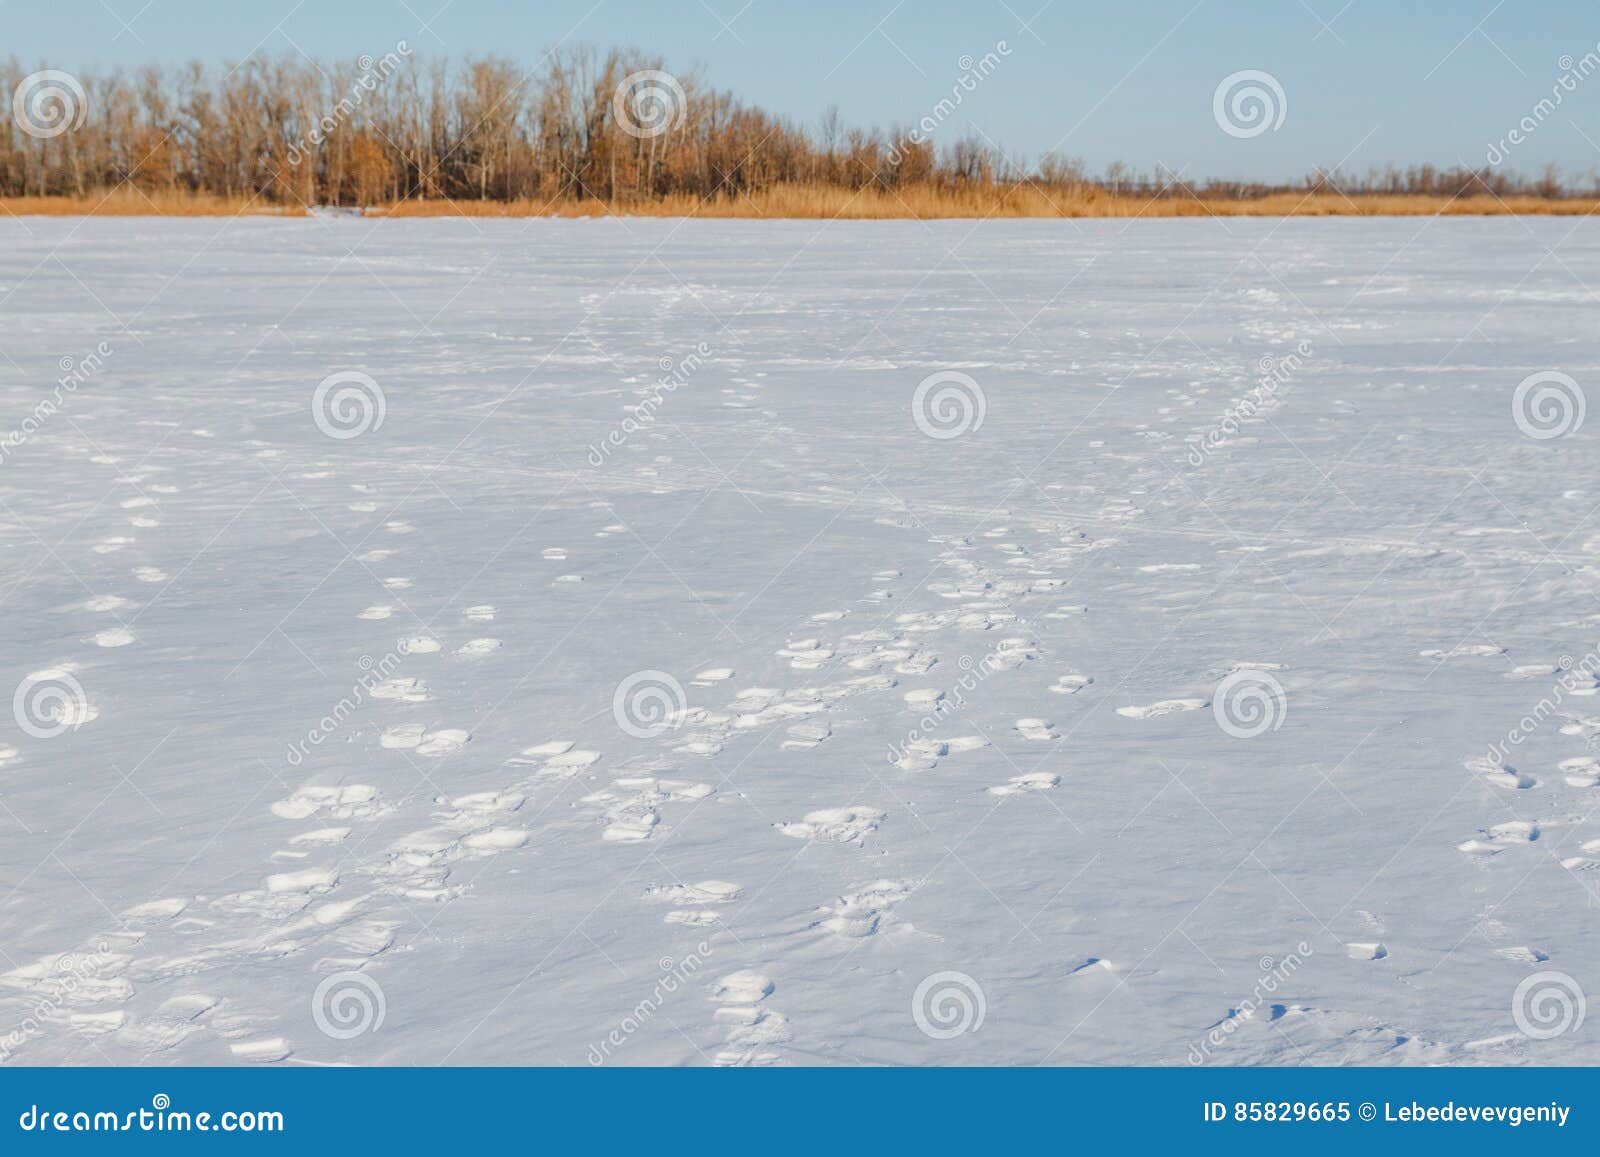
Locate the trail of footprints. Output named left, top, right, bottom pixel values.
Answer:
left=1439, top=645, right=1600, bottom=1005
left=708, top=970, right=789, bottom=1067
left=20, top=356, right=1418, bottom=1068
left=8, top=484, right=1232, bottom=1066
left=469, top=520, right=1112, bottom=1062
left=0, top=460, right=202, bottom=1056
left=376, top=515, right=1151, bottom=1060
left=1, top=490, right=538, bottom=1063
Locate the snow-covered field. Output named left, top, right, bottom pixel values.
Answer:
left=2, top=215, right=1598, bottom=1066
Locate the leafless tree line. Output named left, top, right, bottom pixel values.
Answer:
left=3, top=49, right=1594, bottom=206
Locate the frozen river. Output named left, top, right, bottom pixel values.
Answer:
left=2, top=214, right=1598, bottom=1065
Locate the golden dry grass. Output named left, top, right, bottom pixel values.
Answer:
left=0, top=189, right=309, bottom=217
left=380, top=187, right=1600, bottom=219
left=7, top=184, right=1598, bottom=220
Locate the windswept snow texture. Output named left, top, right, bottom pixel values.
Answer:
left=3, top=216, right=1600, bottom=1067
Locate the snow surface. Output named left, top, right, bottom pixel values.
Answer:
left=2, top=215, right=1599, bottom=1066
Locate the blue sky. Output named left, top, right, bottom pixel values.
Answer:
left=9, top=0, right=1600, bottom=181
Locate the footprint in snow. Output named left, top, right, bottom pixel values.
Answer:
left=1457, top=821, right=1538, bottom=855
left=505, top=741, right=601, bottom=778
left=1559, top=757, right=1599, bottom=787
left=270, top=784, right=387, bottom=821
left=644, top=880, right=742, bottom=926
left=1116, top=698, right=1206, bottom=719
left=781, top=720, right=831, bottom=750
left=774, top=807, right=884, bottom=845
left=1462, top=756, right=1536, bottom=790
left=989, top=771, right=1060, bottom=797
left=1014, top=717, right=1058, bottom=741
left=709, top=971, right=789, bottom=1067
left=581, top=777, right=713, bottom=842
left=814, top=879, right=915, bottom=938
left=369, top=676, right=431, bottom=703
left=1419, top=644, right=1504, bottom=660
